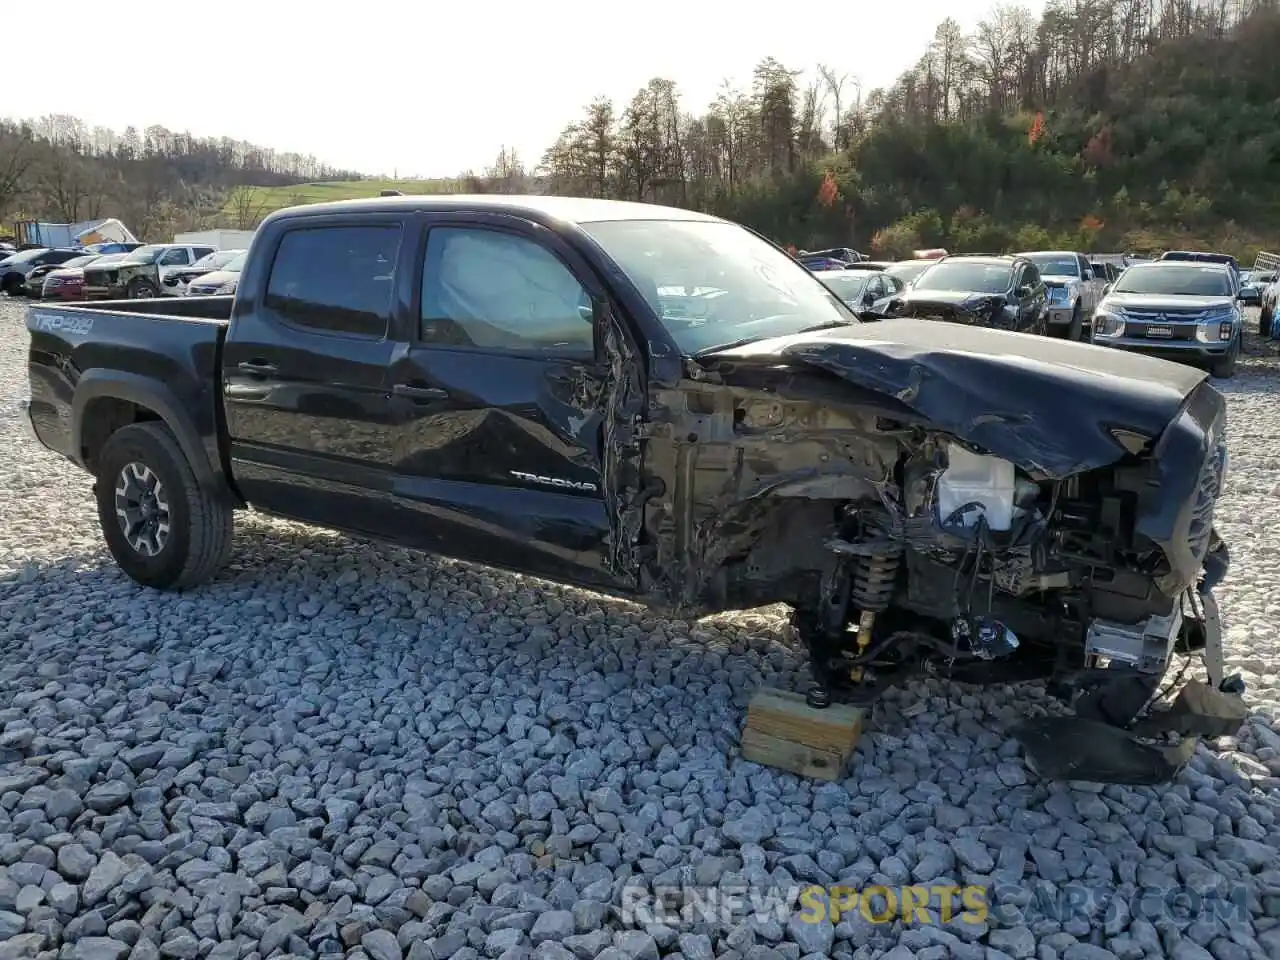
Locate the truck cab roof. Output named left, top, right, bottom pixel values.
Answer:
left=265, top=194, right=724, bottom=227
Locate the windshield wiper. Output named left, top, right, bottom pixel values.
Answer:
left=693, top=336, right=770, bottom=357
left=796, top=319, right=860, bottom=333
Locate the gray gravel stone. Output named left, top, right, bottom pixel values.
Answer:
left=0, top=300, right=1278, bottom=960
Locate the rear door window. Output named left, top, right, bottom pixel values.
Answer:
left=265, top=224, right=402, bottom=338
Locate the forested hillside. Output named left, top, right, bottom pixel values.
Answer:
left=0, top=117, right=364, bottom=240
left=537, top=0, right=1280, bottom=258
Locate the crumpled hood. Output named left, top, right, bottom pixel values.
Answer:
left=704, top=318, right=1210, bottom=477
left=899, top=289, right=1002, bottom=308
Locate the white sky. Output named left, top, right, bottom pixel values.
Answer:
left=15, top=0, right=1046, bottom=179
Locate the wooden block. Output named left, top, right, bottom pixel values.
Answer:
left=741, top=688, right=864, bottom=781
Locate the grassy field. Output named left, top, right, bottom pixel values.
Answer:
left=220, top=178, right=464, bottom=218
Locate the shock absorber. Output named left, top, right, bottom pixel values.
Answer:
left=849, top=544, right=903, bottom=663
left=829, top=510, right=904, bottom=675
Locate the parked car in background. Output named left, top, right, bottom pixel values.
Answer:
left=837, top=260, right=895, bottom=272
left=25, top=253, right=103, bottom=296
left=1158, top=250, right=1240, bottom=281
left=0, top=248, right=87, bottom=295
left=82, top=243, right=217, bottom=299
left=183, top=251, right=246, bottom=296
left=816, top=268, right=904, bottom=319
left=887, top=254, right=1049, bottom=334
left=1092, top=261, right=1243, bottom=378
left=40, top=253, right=131, bottom=301
left=883, top=258, right=936, bottom=288
left=162, top=249, right=246, bottom=297
left=83, top=241, right=145, bottom=256
left=1089, top=260, right=1121, bottom=285
left=1237, top=270, right=1272, bottom=306
left=1260, top=275, right=1279, bottom=337
left=1017, top=250, right=1103, bottom=340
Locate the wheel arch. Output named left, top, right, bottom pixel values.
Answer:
left=73, top=371, right=243, bottom=507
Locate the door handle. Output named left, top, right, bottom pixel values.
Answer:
left=393, top=384, right=449, bottom=400
left=237, top=360, right=278, bottom=375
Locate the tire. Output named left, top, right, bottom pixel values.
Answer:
left=1209, top=334, right=1240, bottom=380
left=1261, top=306, right=1273, bottom=339
left=127, top=277, right=159, bottom=299
left=1, top=273, right=21, bottom=296
left=94, top=422, right=233, bottom=590
left=1067, top=302, right=1084, bottom=341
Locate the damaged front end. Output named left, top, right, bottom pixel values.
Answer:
left=641, top=324, right=1244, bottom=784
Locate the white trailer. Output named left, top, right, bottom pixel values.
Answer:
left=173, top=229, right=256, bottom=250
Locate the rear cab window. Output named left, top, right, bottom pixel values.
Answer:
left=264, top=224, right=402, bottom=338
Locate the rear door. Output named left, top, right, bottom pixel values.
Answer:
left=382, top=211, right=630, bottom=591
left=221, top=215, right=408, bottom=532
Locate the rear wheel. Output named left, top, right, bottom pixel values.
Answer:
left=94, top=422, right=233, bottom=589
left=1, top=273, right=21, bottom=296
left=1261, top=305, right=1273, bottom=338
left=127, top=277, right=159, bottom=299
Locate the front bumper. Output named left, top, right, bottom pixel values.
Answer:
left=1093, top=337, right=1234, bottom=364
left=83, top=285, right=126, bottom=300
left=1046, top=302, right=1074, bottom=325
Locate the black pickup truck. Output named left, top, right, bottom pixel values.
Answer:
left=21, top=195, right=1242, bottom=780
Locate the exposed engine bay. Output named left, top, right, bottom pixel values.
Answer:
left=641, top=328, right=1247, bottom=784
left=794, top=432, right=1241, bottom=785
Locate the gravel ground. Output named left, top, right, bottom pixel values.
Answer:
left=1, top=295, right=1278, bottom=960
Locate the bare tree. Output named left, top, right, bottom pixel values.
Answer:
left=228, top=185, right=270, bottom=230
left=0, top=125, right=35, bottom=218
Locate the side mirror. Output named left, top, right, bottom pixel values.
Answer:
left=1102, top=283, right=1112, bottom=295
left=1082, top=270, right=1094, bottom=281
left=1016, top=285, right=1033, bottom=298
left=862, top=291, right=876, bottom=306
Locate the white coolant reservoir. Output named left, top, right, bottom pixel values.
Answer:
left=935, top=443, right=1016, bottom=532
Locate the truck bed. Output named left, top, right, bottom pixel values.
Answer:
left=25, top=297, right=234, bottom=487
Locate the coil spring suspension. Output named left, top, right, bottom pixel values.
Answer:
left=850, top=547, right=901, bottom=613
left=828, top=514, right=904, bottom=681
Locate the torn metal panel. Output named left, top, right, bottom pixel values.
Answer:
left=637, top=368, right=899, bottom=616
left=1013, top=717, right=1199, bottom=785
left=599, top=312, right=648, bottom=584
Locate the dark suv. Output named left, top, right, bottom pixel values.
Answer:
left=887, top=254, right=1050, bottom=333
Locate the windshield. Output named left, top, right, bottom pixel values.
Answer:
left=224, top=252, right=247, bottom=272
left=579, top=219, right=855, bottom=354
left=1024, top=254, right=1079, bottom=277
left=913, top=261, right=1013, bottom=295
left=818, top=272, right=871, bottom=303
left=885, top=261, right=931, bottom=284
left=1113, top=265, right=1233, bottom=297
left=126, top=245, right=165, bottom=264
left=62, top=255, right=98, bottom=269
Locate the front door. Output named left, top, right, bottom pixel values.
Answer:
left=383, top=213, right=632, bottom=592
left=221, top=216, right=408, bottom=533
